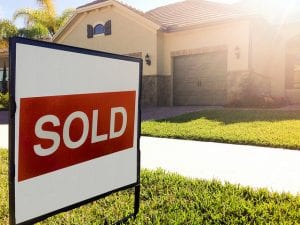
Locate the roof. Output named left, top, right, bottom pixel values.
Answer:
left=145, top=0, right=252, bottom=31
left=77, top=0, right=108, bottom=9
left=77, top=0, right=144, bottom=16
left=77, top=0, right=252, bottom=31
left=54, top=0, right=254, bottom=40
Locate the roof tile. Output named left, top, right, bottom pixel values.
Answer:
left=77, top=0, right=252, bottom=31
left=145, top=0, right=252, bottom=31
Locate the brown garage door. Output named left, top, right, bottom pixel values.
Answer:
left=173, top=51, right=227, bottom=106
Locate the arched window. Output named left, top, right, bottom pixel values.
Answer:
left=94, top=24, right=105, bottom=35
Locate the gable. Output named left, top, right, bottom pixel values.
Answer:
left=53, top=0, right=160, bottom=42
left=54, top=5, right=159, bottom=76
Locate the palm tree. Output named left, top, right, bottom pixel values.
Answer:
left=14, top=0, right=74, bottom=38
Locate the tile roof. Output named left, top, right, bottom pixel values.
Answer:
left=145, top=0, right=252, bottom=31
left=77, top=0, right=144, bottom=16
left=77, top=0, right=253, bottom=32
left=77, top=0, right=109, bottom=9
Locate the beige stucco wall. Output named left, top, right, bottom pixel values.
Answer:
left=0, top=53, right=8, bottom=68
left=161, top=20, right=250, bottom=75
left=55, top=5, right=158, bottom=75
left=269, top=21, right=300, bottom=100
left=157, top=31, right=164, bottom=75
left=250, top=18, right=272, bottom=76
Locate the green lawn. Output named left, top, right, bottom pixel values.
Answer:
left=142, top=109, right=300, bottom=150
left=1, top=150, right=300, bottom=224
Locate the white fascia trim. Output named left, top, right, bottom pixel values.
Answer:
left=76, top=0, right=113, bottom=14
left=53, top=12, right=78, bottom=41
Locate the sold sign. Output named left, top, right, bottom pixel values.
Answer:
left=10, top=37, right=141, bottom=225
left=18, top=91, right=135, bottom=181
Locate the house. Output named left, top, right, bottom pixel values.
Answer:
left=0, top=48, right=8, bottom=93
left=4, top=0, right=300, bottom=107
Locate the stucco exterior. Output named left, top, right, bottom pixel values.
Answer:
left=50, top=0, right=300, bottom=106
left=163, top=20, right=250, bottom=74
left=269, top=21, right=300, bottom=103
left=56, top=5, right=158, bottom=76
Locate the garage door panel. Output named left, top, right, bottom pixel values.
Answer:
left=173, top=51, right=227, bottom=106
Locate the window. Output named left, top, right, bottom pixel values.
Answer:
left=286, top=53, right=300, bottom=89
left=293, top=65, right=300, bottom=88
left=87, top=20, right=111, bottom=38
left=94, top=24, right=105, bottom=35
left=0, top=68, right=9, bottom=81
left=0, top=68, right=8, bottom=93
left=286, top=37, right=300, bottom=89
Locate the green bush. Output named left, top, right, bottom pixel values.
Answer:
left=0, top=92, right=9, bottom=109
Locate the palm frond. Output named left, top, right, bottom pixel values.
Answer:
left=0, top=19, right=18, bottom=40
left=13, top=8, right=36, bottom=26
left=36, top=0, right=56, bottom=16
left=18, top=23, right=49, bottom=39
left=56, top=8, right=75, bottom=29
left=13, top=0, right=70, bottom=38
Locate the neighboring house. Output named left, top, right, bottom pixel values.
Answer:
left=0, top=48, right=8, bottom=93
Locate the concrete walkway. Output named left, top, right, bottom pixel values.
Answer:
left=0, top=111, right=8, bottom=149
left=0, top=125, right=8, bottom=149
left=141, top=137, right=300, bottom=195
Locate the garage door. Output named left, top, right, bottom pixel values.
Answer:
left=173, top=51, right=227, bottom=106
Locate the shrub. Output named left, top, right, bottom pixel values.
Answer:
left=0, top=92, right=9, bottom=109
left=227, top=95, right=289, bottom=108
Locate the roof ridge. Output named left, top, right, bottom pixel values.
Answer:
left=77, top=0, right=145, bottom=15
left=117, top=0, right=145, bottom=14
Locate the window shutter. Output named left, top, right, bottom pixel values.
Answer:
left=87, top=24, right=93, bottom=38
left=104, top=20, right=111, bottom=36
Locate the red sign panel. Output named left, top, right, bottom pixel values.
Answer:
left=18, top=91, right=136, bottom=182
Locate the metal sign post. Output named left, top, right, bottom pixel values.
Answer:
left=9, top=37, right=141, bottom=225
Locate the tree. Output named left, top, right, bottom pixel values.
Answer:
left=0, top=19, right=18, bottom=48
left=0, top=18, right=49, bottom=48
left=14, top=0, right=74, bottom=38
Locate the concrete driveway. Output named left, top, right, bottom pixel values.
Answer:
left=141, top=106, right=222, bottom=120
left=140, top=105, right=300, bottom=121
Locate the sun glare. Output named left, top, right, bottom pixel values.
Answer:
left=245, top=0, right=300, bottom=24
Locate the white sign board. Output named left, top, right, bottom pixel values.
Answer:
left=9, top=37, right=141, bottom=225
